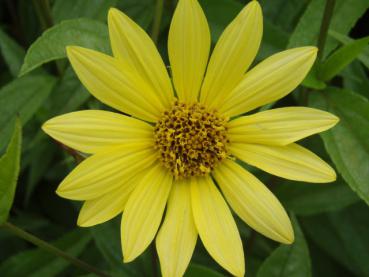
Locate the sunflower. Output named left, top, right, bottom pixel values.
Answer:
left=42, top=0, right=339, bottom=276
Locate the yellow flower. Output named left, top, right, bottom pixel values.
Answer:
left=42, top=0, right=339, bottom=276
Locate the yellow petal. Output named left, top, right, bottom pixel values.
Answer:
left=213, top=160, right=293, bottom=244
left=228, top=107, right=339, bottom=146
left=230, top=143, right=336, bottom=183
left=66, top=46, right=164, bottom=122
left=191, top=176, right=244, bottom=276
left=156, top=179, right=197, bottom=277
left=42, top=110, right=153, bottom=154
left=122, top=164, right=173, bottom=262
left=77, top=175, right=139, bottom=227
left=108, top=8, right=173, bottom=108
left=221, top=47, right=317, bottom=116
left=168, top=0, right=210, bottom=102
left=200, top=1, right=262, bottom=109
left=57, top=143, right=156, bottom=200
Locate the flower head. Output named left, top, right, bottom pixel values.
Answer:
left=42, top=0, right=338, bottom=276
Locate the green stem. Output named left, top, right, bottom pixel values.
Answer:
left=1, top=222, right=110, bottom=277
left=317, top=0, right=336, bottom=60
left=151, top=0, right=165, bottom=44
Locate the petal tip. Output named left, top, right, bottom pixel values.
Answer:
left=41, top=121, right=49, bottom=134
left=280, top=224, right=295, bottom=244
left=76, top=217, right=90, bottom=228
left=123, top=254, right=135, bottom=263
left=108, top=7, right=120, bottom=20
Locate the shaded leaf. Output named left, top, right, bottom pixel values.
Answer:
left=288, top=0, right=369, bottom=58
left=185, top=263, right=224, bottom=277
left=49, top=66, right=90, bottom=115
left=0, top=28, right=25, bottom=76
left=19, top=19, right=109, bottom=76
left=0, top=119, right=22, bottom=223
left=341, top=61, right=369, bottom=97
left=52, top=0, right=118, bottom=23
left=274, top=179, right=359, bottom=215
left=91, top=218, right=137, bottom=276
left=329, top=30, right=369, bottom=69
left=310, top=88, right=369, bottom=205
left=0, top=229, right=91, bottom=277
left=319, top=36, right=369, bottom=81
left=257, top=215, right=311, bottom=277
left=117, top=0, right=155, bottom=30
left=302, top=64, right=326, bottom=90
left=199, top=0, right=288, bottom=61
left=0, top=74, right=56, bottom=151
left=302, top=202, right=369, bottom=276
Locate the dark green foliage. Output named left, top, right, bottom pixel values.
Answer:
left=0, top=0, right=368, bottom=276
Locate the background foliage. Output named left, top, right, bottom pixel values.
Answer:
left=0, top=0, right=368, bottom=276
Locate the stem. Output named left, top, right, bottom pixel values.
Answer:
left=1, top=222, right=110, bottom=277
left=151, top=0, right=165, bottom=44
left=317, top=0, right=336, bottom=60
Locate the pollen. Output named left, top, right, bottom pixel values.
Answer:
left=154, top=100, right=229, bottom=178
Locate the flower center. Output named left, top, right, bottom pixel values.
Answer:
left=154, top=100, right=229, bottom=178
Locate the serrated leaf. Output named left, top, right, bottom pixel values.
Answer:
left=274, top=179, right=359, bottom=215
left=319, top=36, right=369, bottom=81
left=185, top=264, right=224, bottom=277
left=302, top=202, right=369, bottom=276
left=310, top=88, right=369, bottom=205
left=288, top=0, right=369, bottom=58
left=19, top=19, right=109, bottom=76
left=257, top=215, right=311, bottom=277
left=0, top=28, right=25, bottom=76
left=0, top=229, right=91, bottom=277
left=0, top=74, right=56, bottom=151
left=329, top=30, right=369, bottom=69
left=0, top=119, right=22, bottom=223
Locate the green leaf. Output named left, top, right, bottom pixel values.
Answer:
left=302, top=202, right=369, bottom=276
left=341, top=61, right=369, bottom=97
left=259, top=0, right=309, bottom=33
left=310, top=88, right=369, bottom=205
left=199, top=0, right=241, bottom=42
left=185, top=263, right=224, bottom=277
left=0, top=229, right=91, bottom=277
left=91, top=218, right=137, bottom=276
left=117, top=0, right=155, bottom=30
left=199, top=0, right=289, bottom=60
left=319, top=36, right=369, bottom=81
left=274, top=179, right=359, bottom=215
left=48, top=66, right=90, bottom=115
left=288, top=0, right=369, bottom=57
left=257, top=215, right=311, bottom=277
left=0, top=119, right=22, bottom=223
left=52, top=0, right=118, bottom=23
left=19, top=19, right=109, bottom=76
left=329, top=30, right=369, bottom=69
left=301, top=63, right=326, bottom=90
left=0, top=28, right=25, bottom=77
left=0, top=74, right=56, bottom=151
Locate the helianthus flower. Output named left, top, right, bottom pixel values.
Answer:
left=42, top=0, right=338, bottom=276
